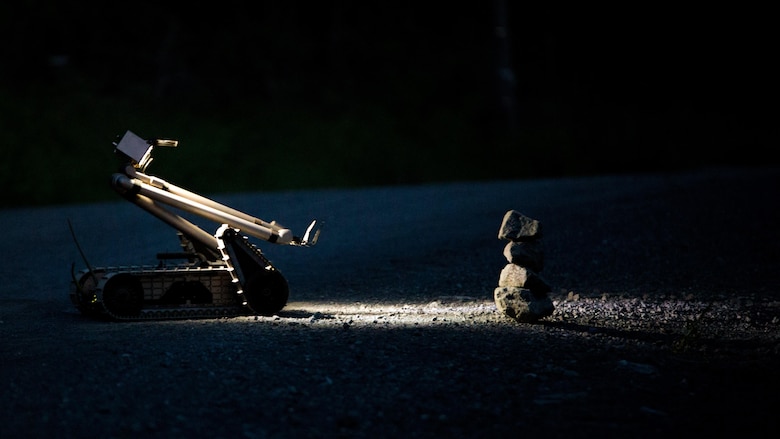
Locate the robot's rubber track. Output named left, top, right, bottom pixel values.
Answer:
left=111, top=304, right=249, bottom=321
left=216, top=225, right=290, bottom=316
left=70, top=230, right=288, bottom=321
left=70, top=264, right=252, bottom=321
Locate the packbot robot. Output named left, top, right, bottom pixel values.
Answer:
left=70, top=130, right=320, bottom=320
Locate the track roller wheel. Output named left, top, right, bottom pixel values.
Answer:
left=102, top=273, right=144, bottom=318
left=243, top=269, right=289, bottom=316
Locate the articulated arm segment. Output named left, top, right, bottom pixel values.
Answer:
left=112, top=173, right=295, bottom=245
left=111, top=129, right=320, bottom=250
left=118, top=191, right=222, bottom=262
left=125, top=166, right=292, bottom=235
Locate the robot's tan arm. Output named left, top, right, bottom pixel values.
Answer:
left=112, top=130, right=319, bottom=248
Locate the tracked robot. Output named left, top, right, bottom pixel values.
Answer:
left=69, top=130, right=320, bottom=321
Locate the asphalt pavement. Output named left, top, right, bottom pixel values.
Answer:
left=1, top=165, right=778, bottom=438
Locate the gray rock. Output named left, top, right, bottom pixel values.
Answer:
left=503, top=241, right=544, bottom=271
left=498, top=210, right=543, bottom=242
left=494, top=286, right=555, bottom=323
left=498, top=264, right=551, bottom=293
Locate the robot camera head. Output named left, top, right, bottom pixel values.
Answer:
left=114, top=130, right=178, bottom=170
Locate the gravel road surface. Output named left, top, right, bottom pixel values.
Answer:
left=2, top=166, right=778, bottom=438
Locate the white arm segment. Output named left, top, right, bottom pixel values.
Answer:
left=112, top=173, right=293, bottom=245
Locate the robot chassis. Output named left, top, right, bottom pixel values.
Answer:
left=69, top=130, right=320, bottom=321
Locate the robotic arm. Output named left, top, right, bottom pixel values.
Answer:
left=111, top=130, right=320, bottom=255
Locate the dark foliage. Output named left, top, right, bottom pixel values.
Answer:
left=0, top=1, right=774, bottom=206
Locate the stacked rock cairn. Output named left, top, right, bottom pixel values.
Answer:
left=494, top=210, right=555, bottom=323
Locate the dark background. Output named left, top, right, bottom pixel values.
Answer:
left=1, top=1, right=775, bottom=206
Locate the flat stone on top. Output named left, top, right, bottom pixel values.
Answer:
left=498, top=210, right=542, bottom=242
